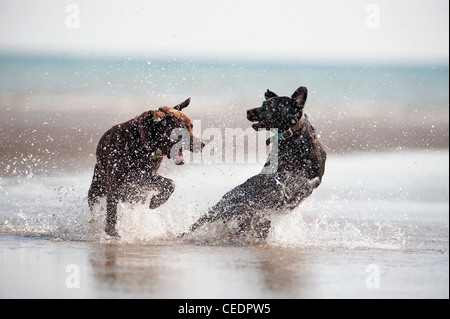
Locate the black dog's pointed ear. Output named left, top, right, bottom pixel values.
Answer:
left=174, top=98, right=191, bottom=111
left=265, top=89, right=278, bottom=100
left=291, top=86, right=308, bottom=109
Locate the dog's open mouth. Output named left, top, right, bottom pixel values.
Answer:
left=249, top=119, right=273, bottom=131
left=247, top=108, right=270, bottom=130
left=251, top=122, right=269, bottom=130
left=167, top=146, right=185, bottom=165
left=174, top=148, right=184, bottom=165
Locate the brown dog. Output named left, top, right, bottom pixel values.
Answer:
left=88, top=98, right=204, bottom=237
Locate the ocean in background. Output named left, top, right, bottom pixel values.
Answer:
left=1, top=53, right=448, bottom=107
left=0, top=53, right=448, bottom=175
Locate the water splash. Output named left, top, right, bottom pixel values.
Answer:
left=4, top=150, right=447, bottom=250
left=1, top=184, right=405, bottom=250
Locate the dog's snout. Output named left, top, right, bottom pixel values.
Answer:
left=198, top=139, right=206, bottom=151
left=247, top=108, right=260, bottom=122
left=190, top=135, right=205, bottom=153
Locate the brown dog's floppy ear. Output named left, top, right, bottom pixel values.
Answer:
left=174, top=98, right=191, bottom=111
left=265, top=89, right=278, bottom=100
left=291, top=86, right=308, bottom=110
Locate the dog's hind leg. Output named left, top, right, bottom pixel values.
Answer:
left=105, top=192, right=119, bottom=237
left=249, top=214, right=271, bottom=239
left=88, top=164, right=106, bottom=211
left=188, top=211, right=214, bottom=233
left=176, top=210, right=218, bottom=239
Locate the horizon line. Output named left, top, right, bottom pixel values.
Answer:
left=0, top=47, right=448, bottom=67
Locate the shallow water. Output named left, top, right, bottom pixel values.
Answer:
left=0, top=150, right=448, bottom=298
left=1, top=236, right=448, bottom=299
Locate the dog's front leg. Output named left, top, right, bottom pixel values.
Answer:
left=148, top=175, right=175, bottom=209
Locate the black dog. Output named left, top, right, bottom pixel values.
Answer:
left=185, top=86, right=326, bottom=240
left=88, top=98, right=204, bottom=237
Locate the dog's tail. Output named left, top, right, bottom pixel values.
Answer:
left=88, top=164, right=106, bottom=211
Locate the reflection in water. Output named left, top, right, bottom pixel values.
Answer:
left=1, top=234, right=447, bottom=298
left=88, top=243, right=312, bottom=298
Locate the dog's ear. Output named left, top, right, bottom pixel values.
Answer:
left=265, top=89, right=278, bottom=100
left=291, top=86, right=308, bottom=109
left=174, top=98, right=191, bottom=111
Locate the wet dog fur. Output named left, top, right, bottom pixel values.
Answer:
left=185, top=86, right=326, bottom=240
left=88, top=98, right=204, bottom=237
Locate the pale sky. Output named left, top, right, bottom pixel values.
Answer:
left=0, top=0, right=448, bottom=62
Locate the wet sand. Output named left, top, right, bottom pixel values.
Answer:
left=1, top=93, right=448, bottom=176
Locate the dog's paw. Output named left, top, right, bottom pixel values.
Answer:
left=307, top=177, right=321, bottom=189
left=149, top=198, right=164, bottom=209
left=105, top=227, right=120, bottom=238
